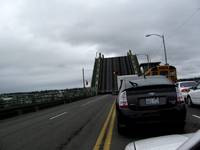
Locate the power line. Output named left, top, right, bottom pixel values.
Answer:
left=167, top=8, right=200, bottom=38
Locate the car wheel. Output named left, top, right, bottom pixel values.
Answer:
left=187, top=96, right=193, bottom=107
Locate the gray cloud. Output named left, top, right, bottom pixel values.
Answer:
left=0, top=0, right=199, bottom=93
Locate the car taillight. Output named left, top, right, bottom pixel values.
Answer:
left=181, top=88, right=189, bottom=93
left=119, top=91, right=128, bottom=108
left=177, top=91, right=185, bottom=104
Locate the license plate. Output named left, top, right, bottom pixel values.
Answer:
left=145, top=97, right=159, bottom=105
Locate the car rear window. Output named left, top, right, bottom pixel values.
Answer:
left=180, top=82, right=196, bottom=87
left=125, top=76, right=173, bottom=89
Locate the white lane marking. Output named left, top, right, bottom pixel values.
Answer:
left=49, top=112, right=67, bottom=120
left=192, top=115, right=200, bottom=119
left=81, top=99, right=99, bottom=107
left=81, top=95, right=107, bottom=107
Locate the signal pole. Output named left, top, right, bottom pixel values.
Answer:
left=82, top=68, right=85, bottom=88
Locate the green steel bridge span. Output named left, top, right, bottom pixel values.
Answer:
left=91, top=50, right=141, bottom=94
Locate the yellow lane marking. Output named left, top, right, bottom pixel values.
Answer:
left=93, top=102, right=115, bottom=150
left=103, top=105, right=116, bottom=150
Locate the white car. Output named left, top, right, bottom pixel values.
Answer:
left=187, top=82, right=200, bottom=106
left=125, top=130, right=200, bottom=150
left=176, top=81, right=197, bottom=101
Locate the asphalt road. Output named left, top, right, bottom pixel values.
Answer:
left=111, top=104, right=200, bottom=150
left=0, top=94, right=200, bottom=150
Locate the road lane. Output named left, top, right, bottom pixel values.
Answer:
left=103, top=105, right=116, bottom=150
left=0, top=97, right=93, bottom=124
left=80, top=95, right=107, bottom=107
left=0, top=95, right=109, bottom=133
left=110, top=105, right=200, bottom=150
left=93, top=101, right=115, bottom=150
left=0, top=95, right=114, bottom=150
left=185, top=105, right=200, bottom=133
left=49, top=112, right=68, bottom=120
left=1, top=95, right=200, bottom=150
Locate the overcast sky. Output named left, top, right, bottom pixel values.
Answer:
left=0, top=0, right=199, bottom=93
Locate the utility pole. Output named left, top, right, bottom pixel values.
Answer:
left=147, top=54, right=150, bottom=70
left=82, top=68, right=85, bottom=88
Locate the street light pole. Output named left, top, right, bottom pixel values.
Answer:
left=145, top=34, right=168, bottom=65
left=161, top=35, right=168, bottom=65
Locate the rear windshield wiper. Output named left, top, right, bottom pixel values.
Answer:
left=129, top=81, right=138, bottom=88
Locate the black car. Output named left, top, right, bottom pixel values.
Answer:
left=116, top=76, right=186, bottom=134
